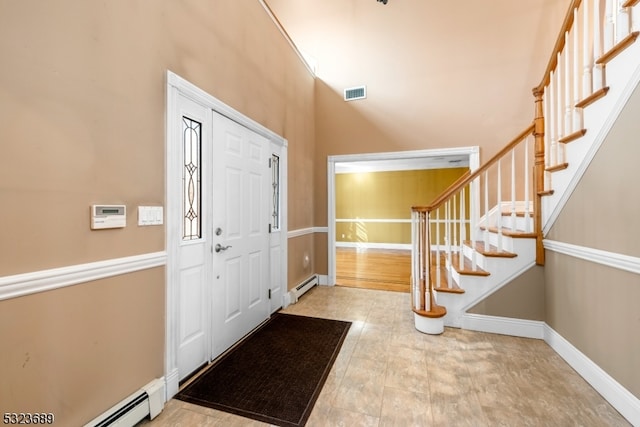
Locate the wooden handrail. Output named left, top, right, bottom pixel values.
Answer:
left=534, top=0, right=582, bottom=93
left=412, top=123, right=535, bottom=212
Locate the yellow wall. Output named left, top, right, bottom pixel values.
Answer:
left=336, top=168, right=468, bottom=244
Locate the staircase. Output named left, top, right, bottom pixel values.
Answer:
left=410, top=0, right=640, bottom=334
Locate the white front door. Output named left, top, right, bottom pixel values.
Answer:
left=210, top=111, right=271, bottom=360
left=167, top=72, right=288, bottom=397
left=174, top=100, right=272, bottom=380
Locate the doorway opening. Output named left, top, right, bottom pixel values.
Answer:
left=327, top=147, right=479, bottom=292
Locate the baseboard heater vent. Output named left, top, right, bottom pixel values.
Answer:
left=291, top=275, right=318, bottom=303
left=84, top=378, right=164, bottom=427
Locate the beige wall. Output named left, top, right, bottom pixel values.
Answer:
left=545, top=252, right=640, bottom=398
left=0, top=0, right=315, bottom=424
left=0, top=269, right=165, bottom=426
left=468, top=265, right=545, bottom=321
left=0, top=0, right=315, bottom=276
left=545, top=83, right=640, bottom=399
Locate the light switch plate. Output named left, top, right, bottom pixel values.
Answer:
left=138, top=206, right=163, bottom=226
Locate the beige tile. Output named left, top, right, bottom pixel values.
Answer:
left=141, top=286, right=632, bottom=427
left=384, top=347, right=429, bottom=393
left=379, top=387, right=431, bottom=427
left=308, top=406, right=379, bottom=427
left=333, top=357, right=386, bottom=417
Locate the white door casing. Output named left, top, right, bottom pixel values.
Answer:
left=165, top=71, right=288, bottom=398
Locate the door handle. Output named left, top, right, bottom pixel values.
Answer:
left=215, top=243, right=232, bottom=253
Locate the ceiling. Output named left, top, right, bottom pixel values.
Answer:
left=264, top=0, right=570, bottom=162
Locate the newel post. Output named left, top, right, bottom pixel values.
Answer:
left=533, top=88, right=546, bottom=265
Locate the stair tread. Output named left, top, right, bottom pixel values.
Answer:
left=480, top=225, right=537, bottom=238
left=576, top=86, right=609, bottom=108
left=596, top=31, right=639, bottom=65
left=546, top=162, right=569, bottom=172
left=413, top=306, right=446, bottom=318
left=465, top=240, right=517, bottom=258
left=559, top=129, right=586, bottom=144
left=431, top=254, right=465, bottom=293
left=449, top=253, right=490, bottom=276
left=500, top=210, right=534, bottom=217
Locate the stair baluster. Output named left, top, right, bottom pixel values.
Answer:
left=410, top=0, right=639, bottom=335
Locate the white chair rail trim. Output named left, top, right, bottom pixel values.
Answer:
left=544, top=239, right=640, bottom=275
left=288, top=227, right=328, bottom=238
left=0, top=252, right=167, bottom=302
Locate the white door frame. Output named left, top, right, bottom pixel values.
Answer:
left=327, top=147, right=479, bottom=286
left=165, top=71, right=288, bottom=399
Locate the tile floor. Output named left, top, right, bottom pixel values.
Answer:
left=140, top=286, right=630, bottom=426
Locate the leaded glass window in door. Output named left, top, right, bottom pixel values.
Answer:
left=271, top=154, right=280, bottom=231
left=182, top=116, right=202, bottom=240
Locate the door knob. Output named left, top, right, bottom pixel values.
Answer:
left=215, top=243, right=232, bottom=253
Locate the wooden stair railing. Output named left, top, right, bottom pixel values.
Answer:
left=411, top=124, right=536, bottom=324
left=410, top=0, right=640, bottom=333
left=534, top=0, right=640, bottom=195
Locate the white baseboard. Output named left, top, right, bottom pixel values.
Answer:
left=164, top=369, right=180, bottom=401
left=460, top=313, right=545, bottom=339
left=317, top=274, right=330, bottom=286
left=544, top=325, right=640, bottom=426
left=459, top=313, right=639, bottom=425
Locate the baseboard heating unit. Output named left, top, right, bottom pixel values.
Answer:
left=291, top=275, right=318, bottom=303
left=84, top=378, right=164, bottom=427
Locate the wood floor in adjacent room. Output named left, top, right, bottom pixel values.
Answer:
left=335, top=247, right=411, bottom=293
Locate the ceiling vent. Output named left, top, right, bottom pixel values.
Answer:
left=344, top=85, right=367, bottom=101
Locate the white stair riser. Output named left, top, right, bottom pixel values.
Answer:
left=440, top=238, right=536, bottom=327
left=501, top=215, right=534, bottom=232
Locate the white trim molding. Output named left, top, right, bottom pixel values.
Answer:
left=288, top=227, right=327, bottom=238
left=336, top=242, right=411, bottom=251
left=336, top=218, right=412, bottom=224
left=0, top=252, right=167, bottom=302
left=544, top=325, right=640, bottom=426
left=461, top=314, right=545, bottom=339
left=544, top=239, right=640, bottom=275
left=258, top=0, right=316, bottom=76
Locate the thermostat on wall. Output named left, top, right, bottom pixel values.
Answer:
left=91, top=205, right=126, bottom=229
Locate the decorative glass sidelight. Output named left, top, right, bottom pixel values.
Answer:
left=182, top=116, right=202, bottom=240
left=271, top=154, right=280, bottom=231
